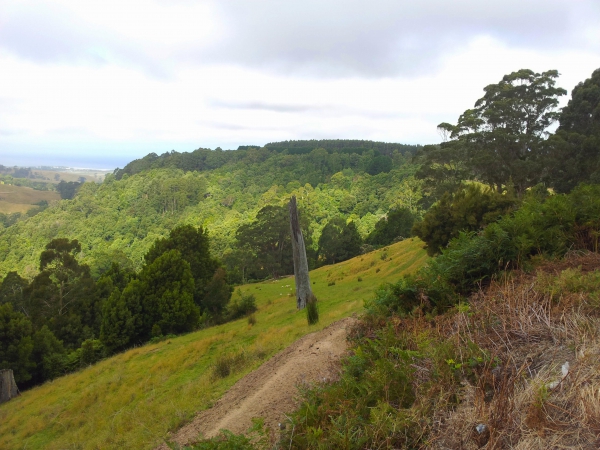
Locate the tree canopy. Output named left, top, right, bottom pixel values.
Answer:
left=418, top=69, right=566, bottom=196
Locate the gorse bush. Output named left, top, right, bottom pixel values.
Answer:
left=370, top=184, right=600, bottom=316
left=412, top=183, right=518, bottom=256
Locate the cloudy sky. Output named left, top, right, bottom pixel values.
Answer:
left=1, top=0, right=599, bottom=169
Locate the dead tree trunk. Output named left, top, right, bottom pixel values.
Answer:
left=0, top=369, right=19, bottom=404
left=289, top=196, right=313, bottom=310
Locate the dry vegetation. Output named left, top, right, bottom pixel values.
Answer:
left=424, top=252, right=600, bottom=448
left=0, top=184, right=60, bottom=214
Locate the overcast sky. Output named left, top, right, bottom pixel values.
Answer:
left=1, top=0, right=600, bottom=169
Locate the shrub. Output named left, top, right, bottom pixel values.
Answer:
left=306, top=295, right=319, bottom=325
left=413, top=184, right=517, bottom=255
left=225, top=290, right=258, bottom=322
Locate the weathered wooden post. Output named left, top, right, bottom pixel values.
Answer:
left=289, top=196, right=313, bottom=310
left=0, top=369, right=20, bottom=404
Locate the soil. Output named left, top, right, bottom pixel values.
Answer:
left=157, top=317, right=356, bottom=449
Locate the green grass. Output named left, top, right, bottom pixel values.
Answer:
left=0, top=239, right=427, bottom=450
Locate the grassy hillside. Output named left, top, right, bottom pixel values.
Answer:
left=0, top=184, right=60, bottom=214
left=0, top=239, right=427, bottom=450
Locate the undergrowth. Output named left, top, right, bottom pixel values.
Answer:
left=284, top=255, right=600, bottom=449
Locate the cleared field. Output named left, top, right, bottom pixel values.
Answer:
left=0, top=239, right=428, bottom=450
left=0, top=184, right=60, bottom=214
left=32, top=169, right=110, bottom=183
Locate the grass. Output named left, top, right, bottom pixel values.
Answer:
left=0, top=238, right=428, bottom=450
left=284, top=252, right=600, bottom=449
left=0, top=184, right=60, bottom=214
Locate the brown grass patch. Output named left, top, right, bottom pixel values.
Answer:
left=430, top=254, right=600, bottom=449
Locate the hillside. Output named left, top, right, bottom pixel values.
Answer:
left=0, top=184, right=59, bottom=214
left=0, top=239, right=428, bottom=450
left=0, top=142, right=421, bottom=279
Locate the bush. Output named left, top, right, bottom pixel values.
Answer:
left=225, top=290, right=258, bottom=322
left=306, top=295, right=319, bottom=325
left=413, top=184, right=517, bottom=255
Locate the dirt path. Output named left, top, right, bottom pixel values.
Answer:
left=157, top=317, right=355, bottom=448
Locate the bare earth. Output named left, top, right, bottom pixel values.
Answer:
left=158, top=317, right=356, bottom=448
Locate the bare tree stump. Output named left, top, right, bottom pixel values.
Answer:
left=289, top=196, right=314, bottom=310
left=0, top=369, right=20, bottom=404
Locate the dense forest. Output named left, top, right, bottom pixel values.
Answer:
left=2, top=67, right=600, bottom=447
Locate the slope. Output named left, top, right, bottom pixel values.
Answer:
left=0, top=238, right=427, bottom=450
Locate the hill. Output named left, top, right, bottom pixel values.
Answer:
left=0, top=184, right=59, bottom=214
left=0, top=239, right=427, bottom=450
left=0, top=141, right=422, bottom=279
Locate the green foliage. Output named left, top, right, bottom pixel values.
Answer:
left=545, top=68, right=600, bottom=192
left=371, top=183, right=600, bottom=317
left=56, top=180, right=82, bottom=199
left=412, top=184, right=517, bottom=256
left=284, top=322, right=484, bottom=449
left=318, top=217, right=362, bottom=265
left=367, top=207, right=416, bottom=246
left=417, top=69, right=566, bottom=196
left=139, top=250, right=200, bottom=338
left=306, top=295, right=319, bottom=325
left=30, top=325, right=66, bottom=384
left=226, top=290, right=258, bottom=322
left=0, top=303, right=34, bottom=383
left=181, top=418, right=269, bottom=450
left=235, top=204, right=305, bottom=279
left=0, top=153, right=422, bottom=279
left=144, top=224, right=223, bottom=312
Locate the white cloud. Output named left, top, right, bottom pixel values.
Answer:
left=0, top=0, right=599, bottom=167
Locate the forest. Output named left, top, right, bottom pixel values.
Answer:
left=1, top=67, right=600, bottom=448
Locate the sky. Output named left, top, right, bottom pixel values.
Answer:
left=1, top=0, right=600, bottom=170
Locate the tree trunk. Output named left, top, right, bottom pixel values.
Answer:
left=289, top=196, right=314, bottom=309
left=0, top=369, right=20, bottom=404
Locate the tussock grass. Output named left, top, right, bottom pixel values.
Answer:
left=0, top=239, right=427, bottom=450
left=431, top=253, right=600, bottom=448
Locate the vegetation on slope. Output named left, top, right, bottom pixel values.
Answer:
left=0, top=239, right=427, bottom=450
left=0, top=145, right=421, bottom=279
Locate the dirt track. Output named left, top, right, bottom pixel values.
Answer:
left=157, top=317, right=355, bottom=448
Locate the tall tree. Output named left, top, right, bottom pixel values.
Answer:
left=367, top=208, right=416, bottom=246
left=318, top=217, right=362, bottom=265
left=544, top=68, right=600, bottom=192
left=421, top=69, right=566, bottom=194
left=236, top=205, right=300, bottom=279
left=144, top=225, right=222, bottom=313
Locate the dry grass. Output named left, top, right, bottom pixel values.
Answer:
left=0, top=239, right=427, bottom=450
left=429, top=252, right=600, bottom=449
left=0, top=184, right=60, bottom=214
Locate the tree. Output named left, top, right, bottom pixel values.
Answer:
left=140, top=250, right=199, bottom=336
left=56, top=180, right=82, bottom=199
left=424, top=69, right=566, bottom=194
left=412, top=184, right=517, bottom=256
left=0, top=303, right=34, bottom=384
left=144, top=225, right=221, bottom=312
left=544, top=68, right=600, bottom=192
left=367, top=208, right=416, bottom=246
left=0, top=272, right=29, bottom=314
left=26, top=238, right=100, bottom=348
left=236, top=205, right=301, bottom=279
left=318, top=217, right=362, bottom=265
